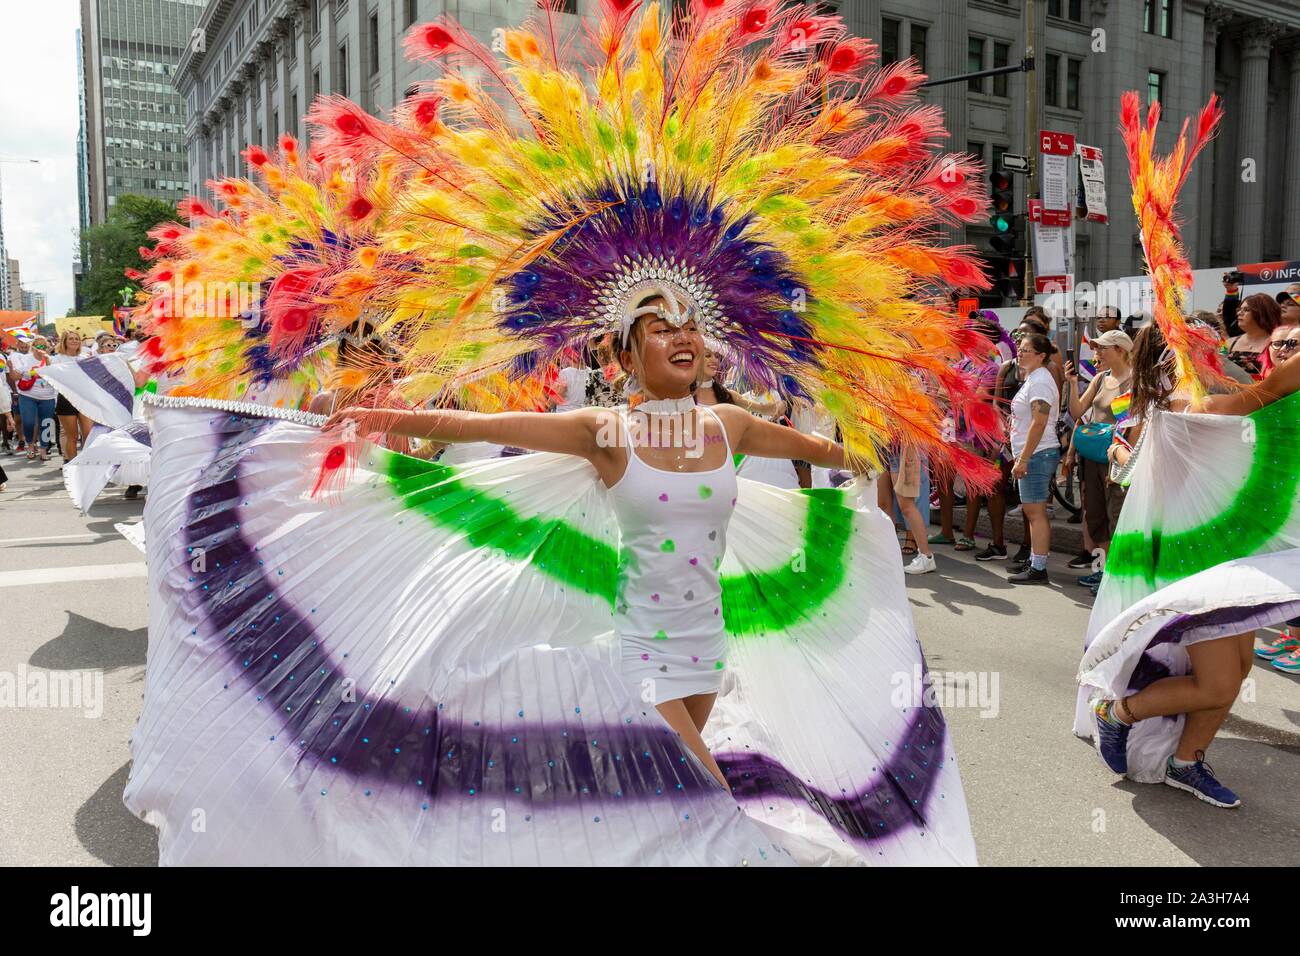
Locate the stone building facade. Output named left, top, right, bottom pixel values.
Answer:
left=175, top=0, right=1300, bottom=286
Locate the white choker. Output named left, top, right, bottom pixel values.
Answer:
left=700, top=379, right=714, bottom=389
left=637, top=396, right=696, bottom=415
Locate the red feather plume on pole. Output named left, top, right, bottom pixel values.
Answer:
left=1120, top=90, right=1225, bottom=397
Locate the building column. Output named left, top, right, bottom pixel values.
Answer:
left=1195, top=2, right=1232, bottom=268
left=261, top=48, right=275, bottom=145
left=1283, top=45, right=1300, bottom=256
left=320, top=0, right=339, bottom=100
left=276, top=18, right=294, bottom=143
left=1232, top=20, right=1282, bottom=264
left=347, top=0, right=366, bottom=109
left=932, top=0, right=968, bottom=249
left=296, top=7, right=312, bottom=139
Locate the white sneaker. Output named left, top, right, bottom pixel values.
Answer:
left=904, top=553, right=936, bottom=575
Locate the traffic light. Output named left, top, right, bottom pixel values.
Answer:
left=985, top=171, right=1023, bottom=303
left=989, top=171, right=1014, bottom=233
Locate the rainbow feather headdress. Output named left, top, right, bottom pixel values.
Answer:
left=1120, top=90, right=1224, bottom=398
left=138, top=0, right=1005, bottom=479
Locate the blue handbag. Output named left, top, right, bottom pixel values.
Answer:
left=1072, top=421, right=1114, bottom=463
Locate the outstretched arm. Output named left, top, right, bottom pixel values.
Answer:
left=324, top=405, right=605, bottom=459
left=1193, top=353, right=1300, bottom=415
left=714, top=404, right=845, bottom=469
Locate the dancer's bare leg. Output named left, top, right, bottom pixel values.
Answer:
left=1168, top=633, right=1255, bottom=760
left=58, top=415, right=78, bottom=461
left=77, top=413, right=93, bottom=453
left=656, top=697, right=729, bottom=790
left=1118, top=634, right=1254, bottom=759
left=683, top=692, right=717, bottom=732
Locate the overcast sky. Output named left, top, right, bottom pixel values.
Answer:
left=0, top=0, right=81, bottom=319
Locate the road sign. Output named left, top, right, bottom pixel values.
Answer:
left=1000, top=153, right=1030, bottom=174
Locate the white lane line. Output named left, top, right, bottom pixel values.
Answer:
left=0, top=533, right=104, bottom=546
left=0, top=563, right=147, bottom=588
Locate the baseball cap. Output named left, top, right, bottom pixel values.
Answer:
left=1275, top=283, right=1300, bottom=304
left=1092, top=329, right=1134, bottom=351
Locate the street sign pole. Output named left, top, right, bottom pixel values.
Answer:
left=1023, top=0, right=1038, bottom=306
left=1000, top=153, right=1031, bottom=174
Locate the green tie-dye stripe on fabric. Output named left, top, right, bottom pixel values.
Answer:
left=384, top=455, right=854, bottom=636
left=1107, top=392, right=1300, bottom=586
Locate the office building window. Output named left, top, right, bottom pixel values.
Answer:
left=968, top=37, right=985, bottom=93
left=291, top=92, right=299, bottom=135
left=1066, top=58, right=1081, bottom=110
left=1049, top=0, right=1083, bottom=20
left=967, top=141, right=985, bottom=164
left=369, top=13, right=380, bottom=77
left=272, top=109, right=278, bottom=142
left=909, top=24, right=928, bottom=71
left=405, top=0, right=418, bottom=28
left=313, top=68, right=321, bottom=99
left=311, top=0, right=321, bottom=36
left=1044, top=52, right=1060, bottom=107
left=1147, top=69, right=1165, bottom=105
left=552, top=0, right=578, bottom=12
left=881, top=18, right=900, bottom=66
left=1144, top=0, right=1173, bottom=38
left=338, top=43, right=348, bottom=96
left=992, top=144, right=1008, bottom=176
left=992, top=42, right=1010, bottom=97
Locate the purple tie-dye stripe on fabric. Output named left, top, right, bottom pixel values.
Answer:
left=176, top=411, right=947, bottom=841
left=123, top=421, right=151, bottom=447
left=1128, top=599, right=1300, bottom=698
left=79, top=355, right=134, bottom=415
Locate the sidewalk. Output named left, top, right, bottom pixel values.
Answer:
left=936, top=501, right=1087, bottom=558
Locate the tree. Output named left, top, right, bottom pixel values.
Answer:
left=75, top=194, right=183, bottom=320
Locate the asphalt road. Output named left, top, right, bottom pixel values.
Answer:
left=1, top=451, right=1297, bottom=866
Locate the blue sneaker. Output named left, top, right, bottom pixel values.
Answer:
left=1092, top=699, right=1129, bottom=774
left=1076, top=571, right=1103, bottom=588
left=1163, top=752, right=1241, bottom=808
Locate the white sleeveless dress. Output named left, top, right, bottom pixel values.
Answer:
left=608, top=404, right=738, bottom=704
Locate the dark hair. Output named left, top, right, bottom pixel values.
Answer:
left=1129, top=323, right=1172, bottom=419
left=1022, top=307, right=1050, bottom=332
left=703, top=381, right=737, bottom=404
left=976, top=317, right=1003, bottom=343
left=1239, top=293, right=1283, bottom=334
left=1020, top=333, right=1056, bottom=359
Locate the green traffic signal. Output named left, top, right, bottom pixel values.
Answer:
left=991, top=213, right=1012, bottom=233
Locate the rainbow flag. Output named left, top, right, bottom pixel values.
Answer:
left=1111, top=390, right=1132, bottom=427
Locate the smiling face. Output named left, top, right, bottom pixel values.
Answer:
left=701, top=346, right=721, bottom=381
left=620, top=294, right=702, bottom=398
left=1269, top=324, right=1299, bottom=365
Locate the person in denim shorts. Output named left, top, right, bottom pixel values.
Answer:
left=1007, top=333, right=1061, bottom=583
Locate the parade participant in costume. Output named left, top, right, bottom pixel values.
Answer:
left=36, top=350, right=151, bottom=513
left=1074, top=92, right=1300, bottom=805
left=696, top=344, right=800, bottom=488
left=123, top=1, right=1004, bottom=865
left=51, top=331, right=95, bottom=463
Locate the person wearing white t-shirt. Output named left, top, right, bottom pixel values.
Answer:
left=1007, top=333, right=1061, bottom=584
left=9, top=336, right=59, bottom=460
left=552, top=362, right=591, bottom=413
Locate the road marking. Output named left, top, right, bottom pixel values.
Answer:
left=0, top=563, right=147, bottom=588
left=0, top=533, right=105, bottom=546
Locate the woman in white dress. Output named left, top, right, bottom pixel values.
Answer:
left=328, top=285, right=847, bottom=788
